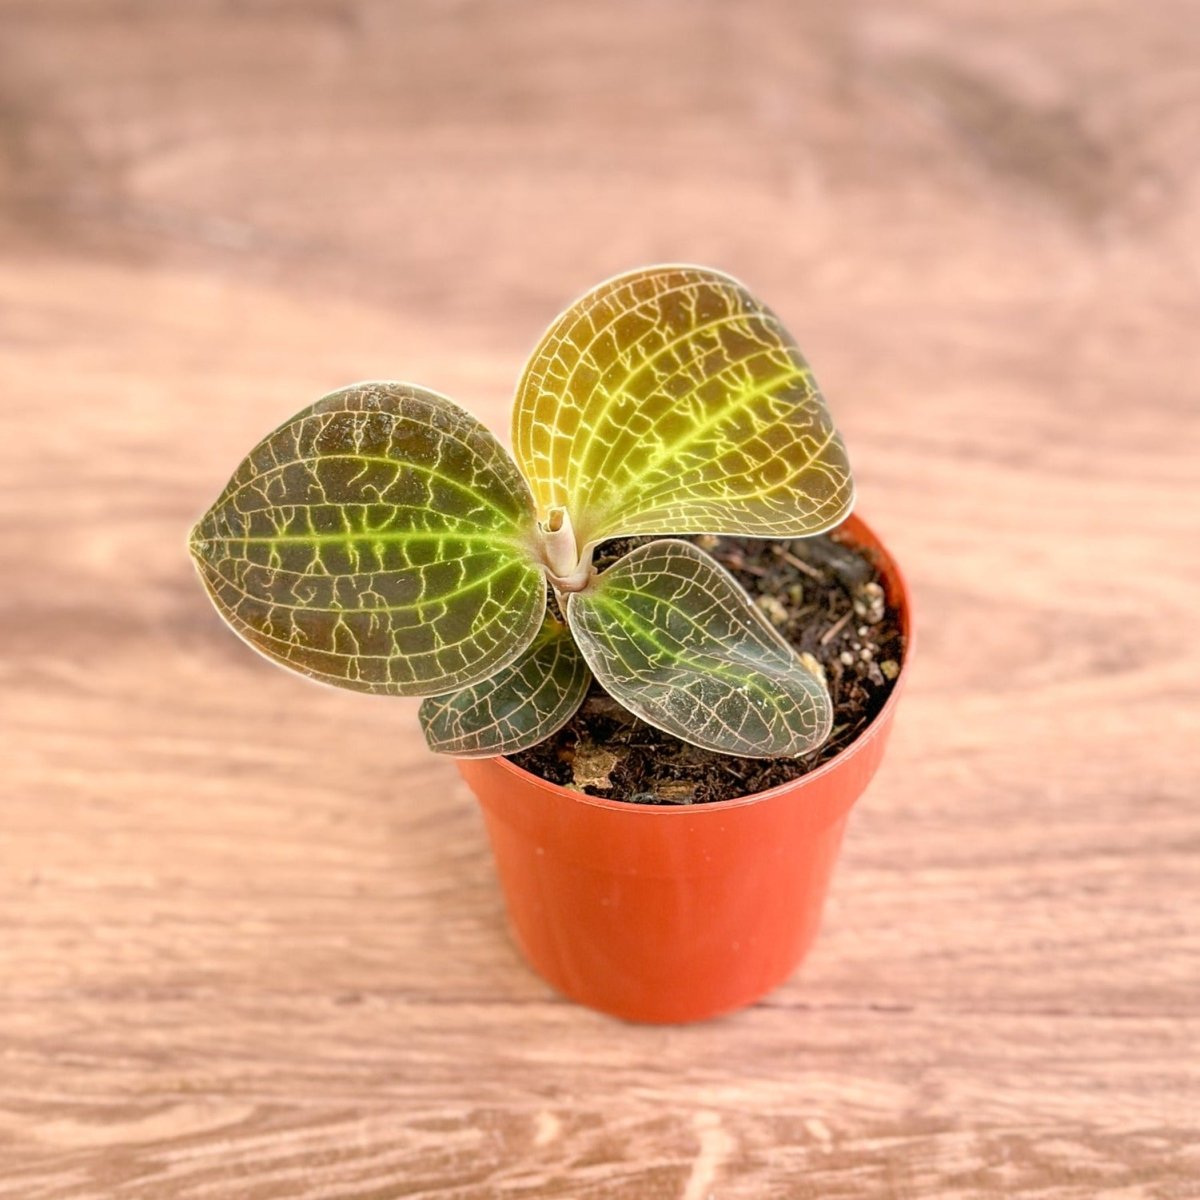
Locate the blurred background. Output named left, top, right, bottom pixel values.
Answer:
left=2, top=2, right=1198, bottom=1196
left=4, top=1, right=1195, bottom=640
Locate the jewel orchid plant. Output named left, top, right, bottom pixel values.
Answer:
left=189, top=266, right=855, bottom=759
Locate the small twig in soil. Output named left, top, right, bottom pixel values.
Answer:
left=778, top=549, right=824, bottom=580
left=819, top=610, right=854, bottom=646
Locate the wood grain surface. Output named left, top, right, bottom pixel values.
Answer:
left=2, top=2, right=1198, bottom=1196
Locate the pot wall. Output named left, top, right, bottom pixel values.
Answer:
left=456, top=514, right=911, bottom=1023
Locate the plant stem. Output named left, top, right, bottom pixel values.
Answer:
left=540, top=507, right=595, bottom=593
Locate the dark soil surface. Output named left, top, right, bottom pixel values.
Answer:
left=508, top=531, right=906, bottom=805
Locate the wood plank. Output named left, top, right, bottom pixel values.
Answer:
left=1, top=2, right=1197, bottom=1195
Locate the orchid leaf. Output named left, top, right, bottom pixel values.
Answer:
left=189, top=382, right=545, bottom=696
left=567, top=540, right=832, bottom=757
left=418, top=611, right=591, bottom=757
left=511, top=265, right=854, bottom=546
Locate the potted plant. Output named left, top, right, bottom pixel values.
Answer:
left=189, top=265, right=912, bottom=1023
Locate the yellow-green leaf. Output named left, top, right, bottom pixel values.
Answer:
left=189, top=381, right=545, bottom=696
left=567, top=540, right=832, bottom=757
left=418, top=612, right=591, bottom=757
left=511, top=265, right=854, bottom=547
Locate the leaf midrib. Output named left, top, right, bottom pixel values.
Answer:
left=205, top=531, right=527, bottom=548
left=585, top=595, right=795, bottom=716
left=578, top=366, right=810, bottom=535
left=204, top=555, right=542, bottom=619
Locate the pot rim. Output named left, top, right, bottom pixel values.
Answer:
left=475, top=511, right=913, bottom=816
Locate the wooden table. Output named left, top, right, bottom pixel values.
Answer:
left=2, top=3, right=1197, bottom=1196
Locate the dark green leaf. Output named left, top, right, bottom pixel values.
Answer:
left=190, top=382, right=545, bottom=696
left=568, top=540, right=832, bottom=757
left=418, top=612, right=591, bottom=757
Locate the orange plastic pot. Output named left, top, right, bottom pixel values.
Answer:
left=456, top=513, right=912, bottom=1023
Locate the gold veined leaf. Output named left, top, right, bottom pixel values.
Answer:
left=189, top=382, right=546, bottom=697
left=418, top=611, right=591, bottom=757
left=511, top=266, right=854, bottom=547
left=567, top=540, right=832, bottom=758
